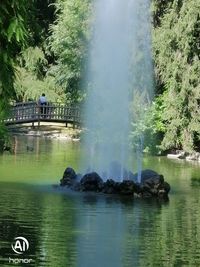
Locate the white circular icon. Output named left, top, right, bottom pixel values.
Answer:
left=11, top=237, right=29, bottom=254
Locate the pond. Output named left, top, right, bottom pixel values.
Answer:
left=0, top=136, right=200, bottom=267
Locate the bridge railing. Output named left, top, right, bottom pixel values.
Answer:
left=5, top=101, right=81, bottom=125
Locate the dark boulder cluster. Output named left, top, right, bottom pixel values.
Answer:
left=60, top=167, right=170, bottom=199
left=60, top=167, right=77, bottom=187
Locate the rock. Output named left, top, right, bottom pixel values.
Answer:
left=132, top=169, right=160, bottom=183
left=58, top=167, right=170, bottom=199
left=80, top=172, right=104, bottom=192
left=102, top=179, right=141, bottom=195
left=167, top=151, right=186, bottom=159
left=118, top=180, right=136, bottom=195
left=186, top=152, right=200, bottom=161
left=127, top=171, right=137, bottom=182
left=72, top=182, right=81, bottom=191
left=76, top=173, right=83, bottom=181
left=141, top=170, right=161, bottom=183
left=163, top=181, right=170, bottom=194
left=121, top=170, right=137, bottom=182
left=60, top=167, right=77, bottom=186
left=143, top=174, right=164, bottom=185
left=141, top=175, right=170, bottom=198
left=102, top=179, right=120, bottom=194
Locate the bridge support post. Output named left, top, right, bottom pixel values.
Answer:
left=37, top=107, right=41, bottom=128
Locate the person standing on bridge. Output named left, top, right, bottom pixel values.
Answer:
left=38, top=93, right=47, bottom=118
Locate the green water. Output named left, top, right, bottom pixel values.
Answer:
left=0, top=136, right=200, bottom=267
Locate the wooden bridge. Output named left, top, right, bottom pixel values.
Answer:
left=5, top=101, right=81, bottom=127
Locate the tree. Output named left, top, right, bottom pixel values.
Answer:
left=0, top=0, right=56, bottom=102
left=48, top=0, right=92, bottom=103
left=152, top=0, right=200, bottom=152
left=0, top=0, right=29, bottom=102
left=0, top=0, right=31, bottom=147
left=15, top=47, right=65, bottom=102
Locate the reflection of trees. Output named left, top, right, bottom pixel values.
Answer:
left=121, top=199, right=163, bottom=267
left=16, top=135, right=80, bottom=166
left=121, top=195, right=200, bottom=267
left=0, top=184, right=43, bottom=264
left=0, top=184, right=77, bottom=267
left=37, top=194, right=77, bottom=267
left=1, top=136, right=80, bottom=184
left=1, top=171, right=200, bottom=266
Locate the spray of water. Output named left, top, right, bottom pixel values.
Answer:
left=81, top=0, right=154, bottom=182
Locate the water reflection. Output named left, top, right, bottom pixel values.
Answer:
left=0, top=182, right=200, bottom=267
left=1, top=137, right=200, bottom=266
left=0, top=136, right=80, bottom=184
left=0, top=183, right=77, bottom=267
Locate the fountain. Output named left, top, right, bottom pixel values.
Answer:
left=81, top=0, right=154, bottom=182
left=58, top=0, right=170, bottom=198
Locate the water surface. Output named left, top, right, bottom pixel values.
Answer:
left=0, top=136, right=200, bottom=267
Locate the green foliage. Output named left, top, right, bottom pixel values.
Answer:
left=151, top=0, right=174, bottom=27
left=0, top=0, right=31, bottom=146
left=0, top=0, right=56, bottom=101
left=130, top=92, right=165, bottom=154
left=48, top=0, right=92, bottom=103
left=0, top=0, right=29, bottom=101
left=18, top=47, right=48, bottom=78
left=15, top=47, right=65, bottom=102
left=27, top=0, right=56, bottom=46
left=152, top=0, right=200, bottom=153
left=130, top=91, right=149, bottom=147
left=0, top=102, right=9, bottom=151
left=1, top=0, right=199, bottom=155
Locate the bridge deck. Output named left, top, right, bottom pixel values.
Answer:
left=5, top=102, right=81, bottom=126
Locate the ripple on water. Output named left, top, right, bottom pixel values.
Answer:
left=1, top=138, right=200, bottom=266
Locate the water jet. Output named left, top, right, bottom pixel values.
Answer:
left=81, top=0, right=154, bottom=182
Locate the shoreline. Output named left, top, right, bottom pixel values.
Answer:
left=167, top=150, right=200, bottom=163
left=6, top=124, right=200, bottom=163
left=7, top=122, right=81, bottom=141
